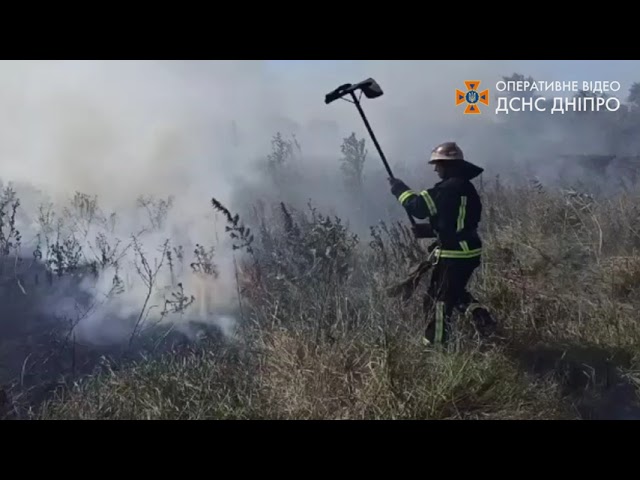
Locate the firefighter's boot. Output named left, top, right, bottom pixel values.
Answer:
left=466, top=303, right=497, bottom=339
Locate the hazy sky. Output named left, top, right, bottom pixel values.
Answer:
left=267, top=60, right=640, bottom=88
left=2, top=60, right=638, bottom=205
left=1, top=59, right=637, bottom=206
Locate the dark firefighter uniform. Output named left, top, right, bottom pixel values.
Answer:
left=390, top=141, right=496, bottom=345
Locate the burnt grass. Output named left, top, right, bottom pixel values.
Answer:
left=3, top=158, right=640, bottom=419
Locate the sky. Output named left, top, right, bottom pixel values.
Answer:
left=266, top=60, right=640, bottom=107
left=2, top=59, right=638, bottom=202
left=1, top=59, right=638, bottom=208
left=266, top=60, right=639, bottom=86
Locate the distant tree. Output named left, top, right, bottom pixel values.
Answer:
left=339, top=133, right=367, bottom=191
left=627, top=82, right=640, bottom=107
left=502, top=73, right=536, bottom=85
left=267, top=132, right=294, bottom=170
left=501, top=73, right=539, bottom=101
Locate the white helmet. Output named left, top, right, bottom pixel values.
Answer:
left=428, top=142, right=484, bottom=180
left=429, top=142, right=465, bottom=163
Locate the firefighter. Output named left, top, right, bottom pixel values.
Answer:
left=389, top=141, right=496, bottom=346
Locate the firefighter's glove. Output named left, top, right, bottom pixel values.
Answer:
left=388, top=177, right=410, bottom=197
left=412, top=223, right=435, bottom=239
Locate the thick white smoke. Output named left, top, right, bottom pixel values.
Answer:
left=0, top=60, right=637, bottom=345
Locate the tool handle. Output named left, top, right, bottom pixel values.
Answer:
left=350, top=91, right=393, bottom=177
left=349, top=92, right=416, bottom=226
left=324, top=82, right=417, bottom=227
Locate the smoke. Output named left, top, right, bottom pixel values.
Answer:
left=0, top=60, right=638, bottom=347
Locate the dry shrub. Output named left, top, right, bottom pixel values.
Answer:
left=26, top=178, right=640, bottom=419
left=6, top=137, right=640, bottom=419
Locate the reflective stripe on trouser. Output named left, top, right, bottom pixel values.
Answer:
left=435, top=301, right=445, bottom=344
left=425, top=256, right=482, bottom=345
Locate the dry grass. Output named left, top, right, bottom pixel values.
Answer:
left=4, top=135, right=640, bottom=420
left=38, top=332, right=567, bottom=420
